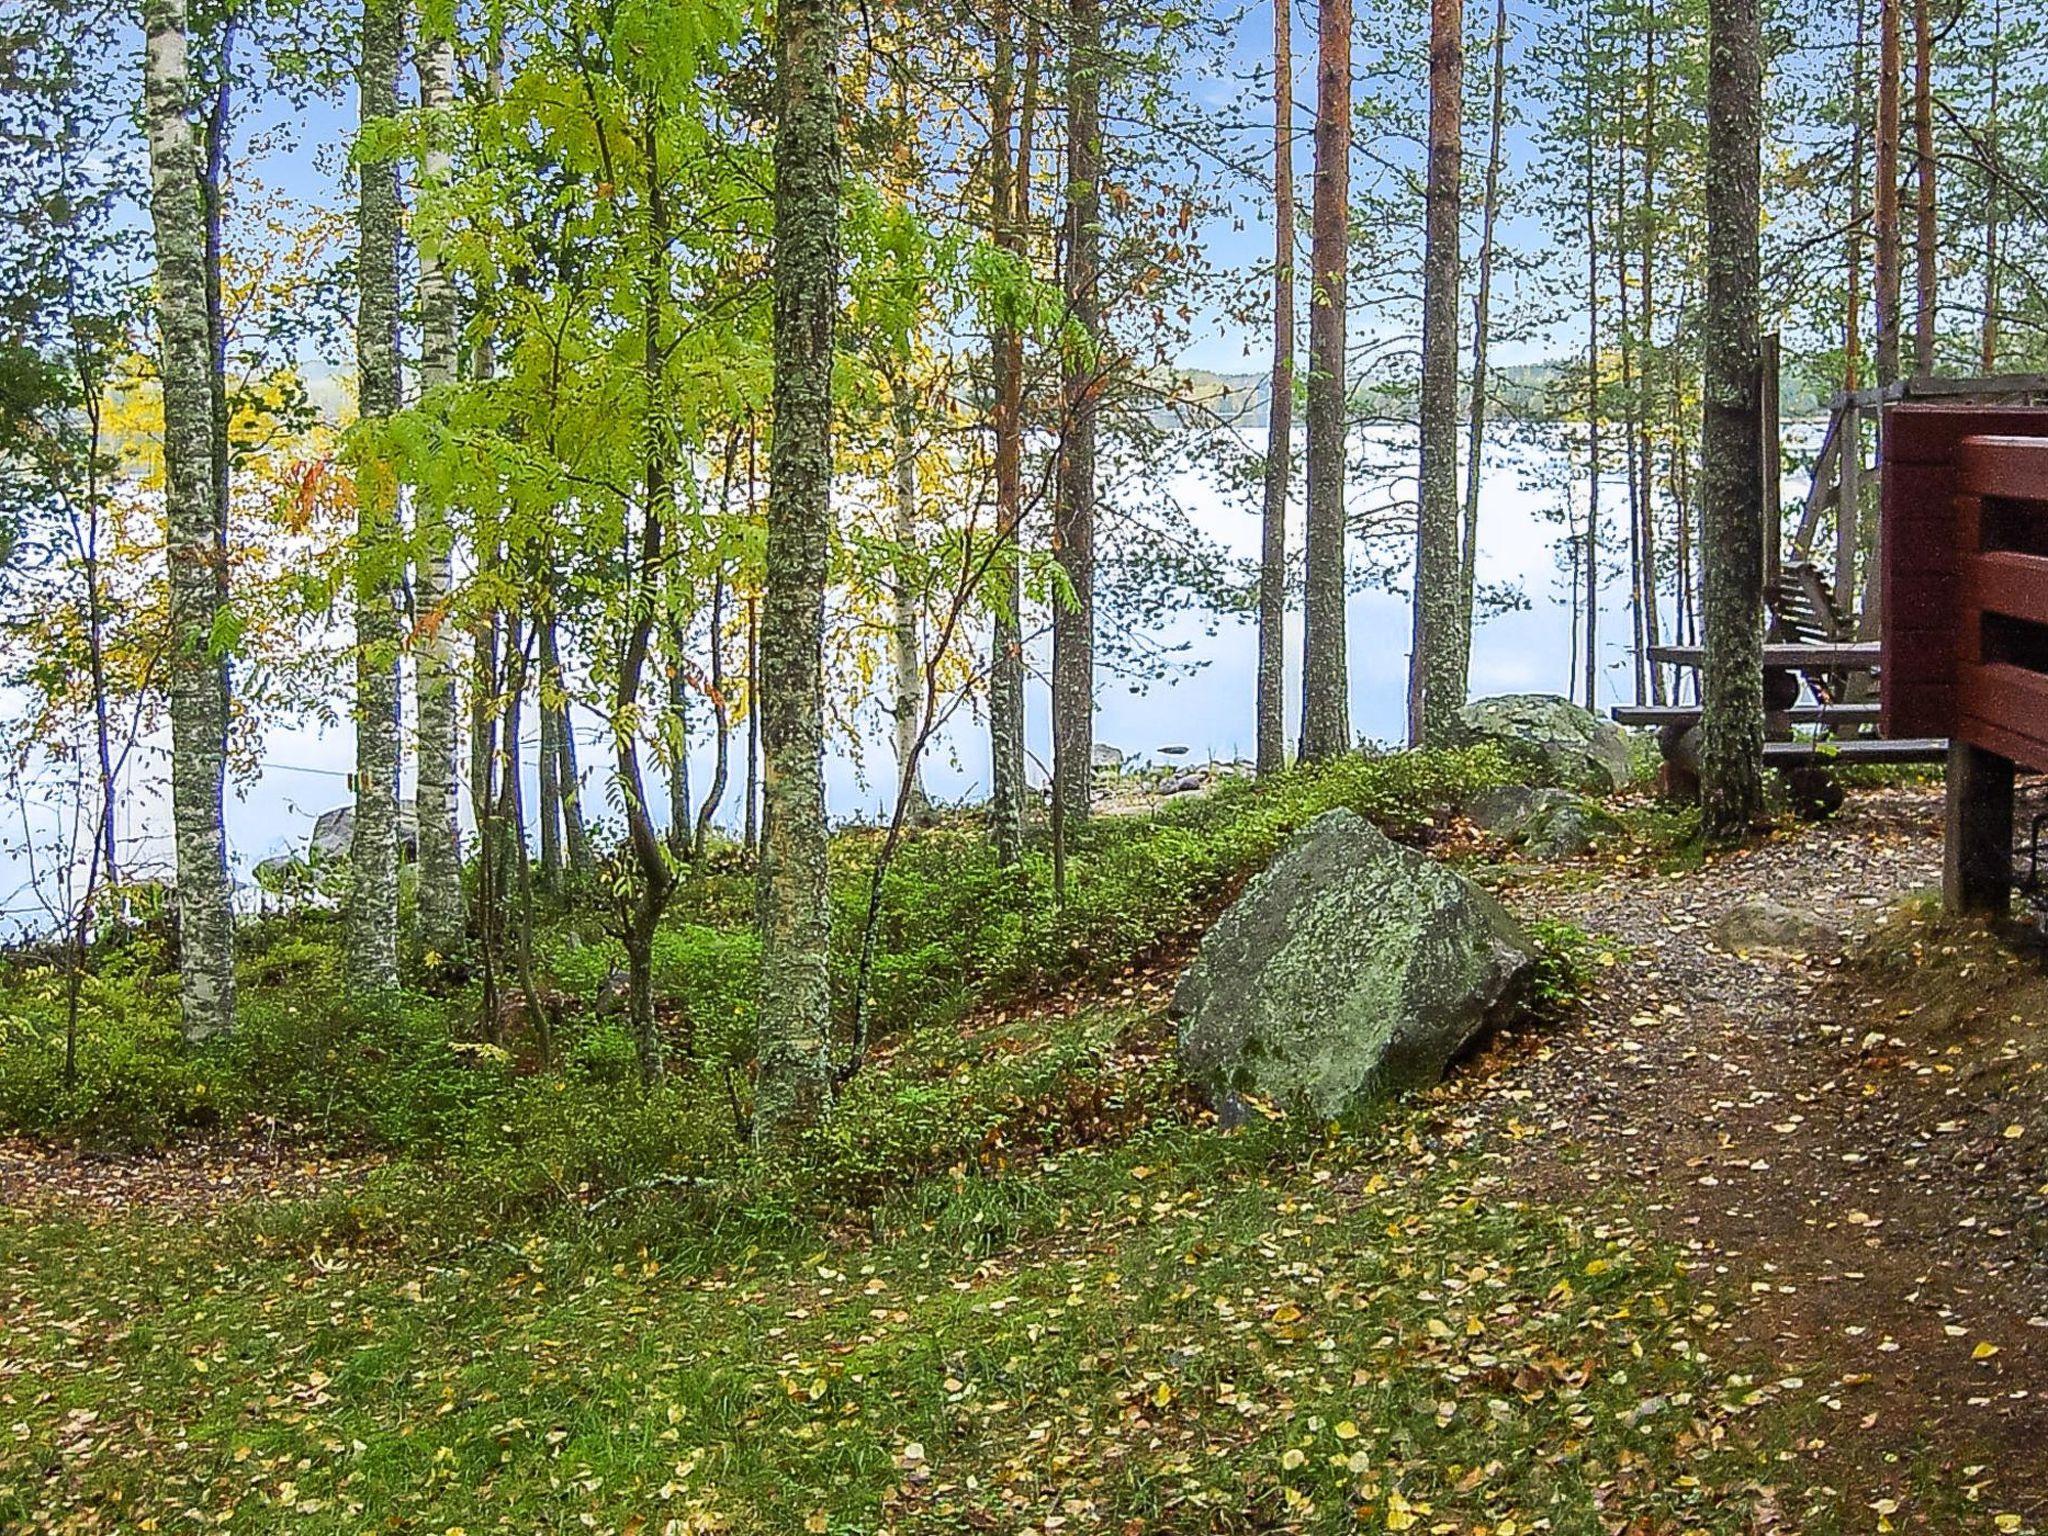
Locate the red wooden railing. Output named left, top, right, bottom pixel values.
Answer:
left=1880, top=405, right=2048, bottom=770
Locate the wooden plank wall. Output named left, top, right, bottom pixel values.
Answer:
left=1878, top=405, right=2048, bottom=741
left=1955, top=435, right=2048, bottom=773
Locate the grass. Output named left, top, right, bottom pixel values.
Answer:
left=2, top=1029, right=1811, bottom=1536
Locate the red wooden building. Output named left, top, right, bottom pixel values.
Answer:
left=1880, top=404, right=2048, bottom=912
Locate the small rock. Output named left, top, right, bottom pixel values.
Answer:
left=1713, top=899, right=1841, bottom=956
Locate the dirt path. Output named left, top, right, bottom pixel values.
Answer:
left=0, top=1135, right=377, bottom=1219
left=1462, top=783, right=2048, bottom=1523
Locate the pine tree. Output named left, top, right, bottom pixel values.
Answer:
left=1255, top=0, right=1294, bottom=778
left=1407, top=0, right=1464, bottom=746
left=1699, top=0, right=1766, bottom=842
left=1051, top=0, right=1100, bottom=829
left=1298, top=0, right=1351, bottom=763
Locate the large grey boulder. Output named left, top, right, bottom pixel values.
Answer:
left=1452, top=693, right=1633, bottom=794
left=309, top=803, right=420, bottom=864
left=1173, top=809, right=1537, bottom=1120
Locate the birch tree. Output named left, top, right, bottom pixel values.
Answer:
left=345, top=0, right=403, bottom=997
left=754, top=0, right=841, bottom=1144
left=143, top=0, right=235, bottom=1038
left=413, top=11, right=463, bottom=959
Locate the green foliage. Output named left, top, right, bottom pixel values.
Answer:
left=1523, top=914, right=1628, bottom=1016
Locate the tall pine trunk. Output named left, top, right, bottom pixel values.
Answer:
left=1637, top=16, right=1666, bottom=705
left=1980, top=0, right=2001, bottom=370
left=1454, top=0, right=1507, bottom=701
left=1910, top=0, right=1936, bottom=376
left=754, top=0, right=841, bottom=1144
left=1052, top=0, right=1099, bottom=829
left=413, top=21, right=464, bottom=958
left=346, top=0, right=403, bottom=998
left=1406, top=0, right=1463, bottom=746
left=1699, top=0, right=1767, bottom=842
left=1255, top=0, right=1293, bottom=777
left=1580, top=3, right=1601, bottom=715
left=1873, top=0, right=1902, bottom=386
left=1298, top=0, right=1351, bottom=762
left=144, top=0, right=234, bottom=1039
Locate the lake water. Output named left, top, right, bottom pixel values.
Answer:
left=5, top=425, right=1723, bottom=932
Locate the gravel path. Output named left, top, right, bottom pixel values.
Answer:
left=1456, top=783, right=2048, bottom=1521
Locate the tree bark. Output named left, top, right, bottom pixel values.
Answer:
left=754, top=0, right=841, bottom=1144
left=546, top=613, right=590, bottom=879
left=413, top=21, right=464, bottom=957
left=1637, top=16, right=1666, bottom=706
left=1980, top=0, right=2001, bottom=371
left=1256, top=0, right=1293, bottom=778
left=143, top=0, right=234, bottom=1039
left=1052, top=0, right=1099, bottom=829
left=889, top=381, right=933, bottom=821
left=1873, top=0, right=1902, bottom=386
left=665, top=610, right=693, bottom=856
left=537, top=619, right=564, bottom=889
left=1699, top=0, right=1767, bottom=842
left=346, top=0, right=402, bottom=998
left=1407, top=0, right=1463, bottom=746
left=987, top=4, right=1028, bottom=865
left=1580, top=3, right=1601, bottom=715
left=1910, top=0, right=1936, bottom=376
left=1298, top=0, right=1350, bottom=763
left=1454, top=0, right=1507, bottom=704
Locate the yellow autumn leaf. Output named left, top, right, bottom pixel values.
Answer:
left=1280, top=1447, right=1306, bottom=1470
left=1152, top=1382, right=1172, bottom=1408
left=1334, top=1419, right=1359, bottom=1440
left=1973, top=1341, right=2000, bottom=1360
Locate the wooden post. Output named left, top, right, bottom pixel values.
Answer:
left=1836, top=404, right=1861, bottom=611
left=1944, top=740, right=2015, bottom=915
left=1762, top=333, right=1783, bottom=594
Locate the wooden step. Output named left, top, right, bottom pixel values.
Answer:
left=1649, top=642, right=1882, bottom=669
left=1612, top=703, right=1881, bottom=728
left=1764, top=737, right=1948, bottom=765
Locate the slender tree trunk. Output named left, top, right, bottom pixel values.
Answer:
left=413, top=22, right=464, bottom=957
left=1980, top=0, right=2001, bottom=371
left=616, top=113, right=681, bottom=1088
left=1619, top=175, right=1644, bottom=708
left=1700, top=0, right=1767, bottom=841
left=1407, top=0, right=1463, bottom=746
left=1256, top=0, right=1294, bottom=777
left=1910, top=0, right=1936, bottom=376
left=1873, top=0, right=1902, bottom=386
left=345, top=0, right=403, bottom=998
left=889, top=381, right=933, bottom=820
left=1842, top=0, right=1867, bottom=602
left=694, top=565, right=731, bottom=859
left=537, top=622, right=564, bottom=889
left=744, top=592, right=760, bottom=855
left=665, top=611, right=693, bottom=856
left=1638, top=16, right=1666, bottom=705
left=1052, top=0, right=1100, bottom=828
left=755, top=0, right=841, bottom=1144
left=144, top=0, right=234, bottom=1039
left=547, top=615, right=590, bottom=879
left=1581, top=14, right=1602, bottom=717
left=1298, top=0, right=1351, bottom=762
left=1455, top=0, right=1507, bottom=702
left=987, top=5, right=1028, bottom=864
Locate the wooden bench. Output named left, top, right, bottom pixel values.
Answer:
left=1763, top=737, right=1948, bottom=765
left=1612, top=702, right=1879, bottom=728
